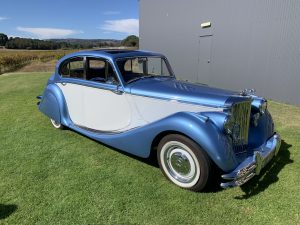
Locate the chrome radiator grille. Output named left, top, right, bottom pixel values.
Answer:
left=231, top=101, right=251, bottom=155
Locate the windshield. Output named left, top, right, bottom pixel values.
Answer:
left=116, top=56, right=174, bottom=84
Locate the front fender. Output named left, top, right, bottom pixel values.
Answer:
left=39, top=84, right=71, bottom=126
left=150, top=112, right=237, bottom=172
left=248, top=109, right=274, bottom=149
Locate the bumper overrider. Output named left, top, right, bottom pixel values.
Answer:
left=221, top=133, right=281, bottom=188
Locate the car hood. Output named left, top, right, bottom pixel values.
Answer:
left=129, top=78, right=242, bottom=108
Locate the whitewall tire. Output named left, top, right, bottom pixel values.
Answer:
left=157, top=134, right=211, bottom=192
left=50, top=118, right=64, bottom=130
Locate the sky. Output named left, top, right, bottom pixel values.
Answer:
left=0, top=0, right=139, bottom=40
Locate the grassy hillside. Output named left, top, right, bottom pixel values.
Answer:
left=0, top=73, right=299, bottom=224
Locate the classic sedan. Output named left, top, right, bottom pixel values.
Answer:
left=37, top=50, right=281, bottom=192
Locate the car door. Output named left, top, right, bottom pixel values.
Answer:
left=58, top=56, right=131, bottom=132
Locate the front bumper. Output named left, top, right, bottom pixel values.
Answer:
left=220, top=133, right=281, bottom=188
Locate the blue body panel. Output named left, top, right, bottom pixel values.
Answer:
left=68, top=111, right=238, bottom=171
left=38, top=49, right=278, bottom=176
left=248, top=110, right=274, bottom=149
left=39, top=82, right=72, bottom=126
left=129, top=78, right=238, bottom=108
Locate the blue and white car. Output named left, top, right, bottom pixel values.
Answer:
left=37, top=50, right=281, bottom=192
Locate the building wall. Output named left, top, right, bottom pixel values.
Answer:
left=140, top=0, right=300, bottom=105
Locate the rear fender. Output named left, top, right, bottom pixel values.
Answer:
left=39, top=84, right=70, bottom=126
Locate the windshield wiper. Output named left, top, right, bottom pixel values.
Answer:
left=155, top=75, right=174, bottom=78
left=127, top=76, right=144, bottom=84
left=127, top=75, right=156, bottom=84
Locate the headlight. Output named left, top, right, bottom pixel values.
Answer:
left=224, top=115, right=234, bottom=134
left=259, top=100, right=267, bottom=114
left=224, top=115, right=240, bottom=141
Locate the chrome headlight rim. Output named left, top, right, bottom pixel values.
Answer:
left=224, top=115, right=241, bottom=142
left=224, top=115, right=234, bottom=134
left=259, top=99, right=268, bottom=114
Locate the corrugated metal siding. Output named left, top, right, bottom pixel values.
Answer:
left=140, top=0, right=300, bottom=105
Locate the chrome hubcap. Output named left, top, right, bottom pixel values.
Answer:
left=170, top=152, right=191, bottom=175
left=162, top=141, right=199, bottom=186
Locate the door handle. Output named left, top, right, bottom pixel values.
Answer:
left=111, top=85, right=124, bottom=95
left=111, top=89, right=124, bottom=95
left=61, top=82, right=67, bottom=86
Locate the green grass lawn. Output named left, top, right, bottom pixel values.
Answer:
left=0, top=72, right=299, bottom=225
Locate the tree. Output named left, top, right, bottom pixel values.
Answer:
left=5, top=37, right=61, bottom=50
left=0, top=33, right=8, bottom=46
left=121, top=35, right=139, bottom=47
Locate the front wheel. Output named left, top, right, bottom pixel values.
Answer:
left=157, top=134, right=211, bottom=192
left=50, top=118, right=65, bottom=130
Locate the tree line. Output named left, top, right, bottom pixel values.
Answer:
left=0, top=33, right=139, bottom=50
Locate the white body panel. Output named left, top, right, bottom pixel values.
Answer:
left=57, top=83, right=84, bottom=126
left=58, top=83, right=131, bottom=131
left=82, top=86, right=131, bottom=131
left=131, top=95, right=222, bottom=123
left=58, top=83, right=222, bottom=132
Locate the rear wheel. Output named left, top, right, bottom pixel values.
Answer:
left=157, top=134, right=211, bottom=192
left=50, top=118, right=64, bottom=130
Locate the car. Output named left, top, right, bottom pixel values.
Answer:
left=37, top=49, right=281, bottom=192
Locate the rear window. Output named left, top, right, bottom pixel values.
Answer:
left=60, top=57, right=84, bottom=79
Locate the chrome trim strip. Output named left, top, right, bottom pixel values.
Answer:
left=129, top=93, right=228, bottom=109
left=75, top=124, right=141, bottom=135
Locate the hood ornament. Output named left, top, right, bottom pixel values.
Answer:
left=240, top=88, right=256, bottom=96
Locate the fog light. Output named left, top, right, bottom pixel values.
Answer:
left=232, top=124, right=241, bottom=141
left=252, top=113, right=260, bottom=127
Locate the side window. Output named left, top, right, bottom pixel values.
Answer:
left=148, top=58, right=171, bottom=76
left=124, top=58, right=144, bottom=74
left=147, top=57, right=161, bottom=75
left=60, top=57, right=84, bottom=79
left=86, top=58, right=119, bottom=85
left=89, top=59, right=105, bottom=70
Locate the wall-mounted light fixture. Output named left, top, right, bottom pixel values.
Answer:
left=201, top=22, right=211, bottom=28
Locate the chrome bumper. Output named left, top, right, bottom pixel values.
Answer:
left=220, top=133, right=281, bottom=188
